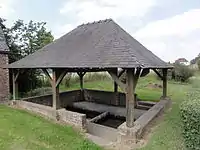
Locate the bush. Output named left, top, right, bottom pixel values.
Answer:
left=25, top=87, right=52, bottom=97
left=180, top=90, right=200, bottom=149
left=172, top=64, right=194, bottom=82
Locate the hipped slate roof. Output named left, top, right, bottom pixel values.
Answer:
left=8, top=19, right=172, bottom=69
left=0, top=27, right=9, bottom=52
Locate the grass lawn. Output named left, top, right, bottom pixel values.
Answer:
left=0, top=105, right=102, bottom=150
left=1, top=73, right=191, bottom=149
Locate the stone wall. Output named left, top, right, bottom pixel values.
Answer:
left=15, top=100, right=56, bottom=120
left=87, top=121, right=118, bottom=141
left=22, top=90, right=81, bottom=107
left=0, top=53, right=9, bottom=102
left=83, top=89, right=126, bottom=106
left=14, top=100, right=86, bottom=129
left=58, top=108, right=86, bottom=129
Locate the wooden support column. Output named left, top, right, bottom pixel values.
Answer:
left=77, top=72, right=86, bottom=90
left=126, top=69, right=135, bottom=127
left=42, top=68, right=67, bottom=109
left=52, top=69, right=60, bottom=109
left=113, top=68, right=118, bottom=92
left=162, top=69, right=168, bottom=98
left=12, top=69, right=19, bottom=100
left=77, top=72, right=86, bottom=100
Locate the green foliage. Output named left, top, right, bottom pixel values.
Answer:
left=197, top=59, right=200, bottom=70
left=25, top=87, right=52, bottom=97
left=180, top=90, right=200, bottom=149
left=171, top=64, right=194, bottom=82
left=0, top=18, right=54, bottom=94
left=61, top=73, right=111, bottom=88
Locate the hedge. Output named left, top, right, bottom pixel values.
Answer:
left=180, top=90, right=200, bottom=149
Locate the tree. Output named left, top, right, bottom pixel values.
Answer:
left=0, top=18, right=54, bottom=96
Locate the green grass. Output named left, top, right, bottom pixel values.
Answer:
left=0, top=105, right=102, bottom=150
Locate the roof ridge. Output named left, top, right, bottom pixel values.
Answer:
left=78, top=18, right=112, bottom=27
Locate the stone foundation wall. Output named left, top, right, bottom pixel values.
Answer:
left=83, top=89, right=126, bottom=106
left=15, top=100, right=56, bottom=120
left=58, top=108, right=86, bottom=129
left=22, top=90, right=81, bottom=107
left=14, top=100, right=86, bottom=129
left=0, top=54, right=9, bottom=102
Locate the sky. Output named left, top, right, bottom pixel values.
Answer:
left=0, top=0, right=200, bottom=62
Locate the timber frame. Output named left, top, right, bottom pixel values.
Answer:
left=12, top=67, right=168, bottom=128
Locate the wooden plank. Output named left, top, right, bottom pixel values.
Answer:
left=108, top=71, right=126, bottom=92
left=162, top=69, right=168, bottom=98
left=126, top=69, right=135, bottom=127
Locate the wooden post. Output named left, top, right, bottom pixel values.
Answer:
left=126, top=69, right=135, bottom=127
left=52, top=69, right=60, bottom=109
left=12, top=70, right=19, bottom=100
left=113, top=68, right=118, bottom=92
left=80, top=75, right=83, bottom=90
left=77, top=72, right=86, bottom=90
left=162, top=69, right=168, bottom=98
left=77, top=72, right=86, bottom=100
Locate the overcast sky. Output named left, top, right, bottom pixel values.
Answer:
left=0, top=0, right=200, bottom=62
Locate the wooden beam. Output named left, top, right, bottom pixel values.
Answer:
left=14, top=70, right=20, bottom=82
left=90, top=112, right=108, bottom=123
left=162, top=69, right=168, bottom=98
left=113, top=68, right=118, bottom=92
left=108, top=71, right=126, bottom=92
left=77, top=72, right=86, bottom=89
left=12, top=70, right=18, bottom=100
left=52, top=69, right=60, bottom=109
left=56, top=70, right=67, bottom=87
left=152, top=69, right=163, bottom=80
left=126, top=69, right=135, bottom=127
left=42, top=69, right=52, bottom=85
left=118, top=69, right=125, bottom=77
left=133, top=68, right=141, bottom=90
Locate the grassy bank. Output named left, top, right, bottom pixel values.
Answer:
left=0, top=105, right=101, bottom=150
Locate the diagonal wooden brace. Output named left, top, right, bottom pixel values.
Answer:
left=108, top=71, right=127, bottom=92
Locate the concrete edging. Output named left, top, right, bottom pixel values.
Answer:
left=118, top=99, right=170, bottom=142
